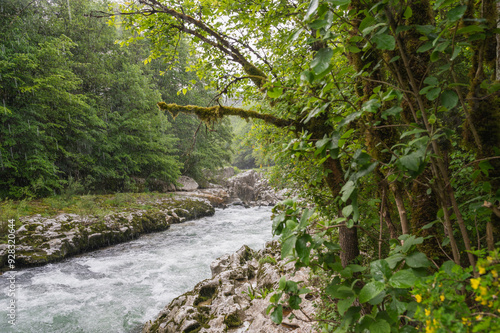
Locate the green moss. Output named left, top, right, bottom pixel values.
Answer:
left=224, top=312, right=242, bottom=328
left=258, top=255, right=277, bottom=266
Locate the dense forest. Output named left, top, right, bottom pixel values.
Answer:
left=0, top=0, right=235, bottom=199
left=2, top=0, right=500, bottom=332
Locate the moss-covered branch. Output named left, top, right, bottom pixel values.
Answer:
left=157, top=102, right=295, bottom=128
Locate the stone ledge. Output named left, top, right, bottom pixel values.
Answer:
left=0, top=196, right=215, bottom=271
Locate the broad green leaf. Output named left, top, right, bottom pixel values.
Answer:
left=369, top=319, right=391, bottom=333
left=426, top=87, right=441, bottom=101
left=447, top=5, right=467, bottom=22
left=457, top=25, right=484, bottom=35
left=372, top=34, right=395, bottom=50
left=385, top=254, right=405, bottom=269
left=440, top=90, right=458, bottom=109
left=381, top=106, right=402, bottom=119
left=311, top=48, right=333, bottom=74
left=289, top=295, right=302, bottom=309
left=399, top=152, right=421, bottom=172
left=298, top=208, right=314, bottom=229
left=370, top=259, right=392, bottom=281
left=389, top=269, right=417, bottom=288
left=296, top=235, right=311, bottom=263
left=417, top=42, right=433, bottom=53
left=359, top=281, right=385, bottom=303
left=281, top=235, right=297, bottom=258
left=341, top=180, right=356, bottom=202
left=424, top=76, right=439, bottom=86
left=362, top=99, right=381, bottom=113
left=267, top=87, right=283, bottom=98
left=270, top=304, right=283, bottom=324
left=338, top=111, right=362, bottom=127
left=405, top=252, right=431, bottom=268
left=337, top=297, right=355, bottom=315
left=403, top=7, right=412, bottom=20
left=342, top=205, right=353, bottom=217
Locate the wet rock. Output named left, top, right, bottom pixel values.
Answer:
left=176, top=176, right=199, bottom=191
left=226, top=170, right=284, bottom=207
left=143, top=241, right=316, bottom=333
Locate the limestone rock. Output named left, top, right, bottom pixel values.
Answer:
left=143, top=241, right=317, bottom=333
left=176, top=176, right=199, bottom=191
left=226, top=170, right=284, bottom=206
left=0, top=196, right=215, bottom=271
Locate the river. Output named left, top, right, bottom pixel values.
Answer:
left=0, top=206, right=273, bottom=333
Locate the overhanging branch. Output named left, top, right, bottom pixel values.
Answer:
left=157, top=102, right=295, bottom=128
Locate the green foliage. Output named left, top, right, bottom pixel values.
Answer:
left=412, top=249, right=500, bottom=333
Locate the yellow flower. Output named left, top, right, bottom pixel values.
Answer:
left=489, top=301, right=494, bottom=307
left=492, top=270, right=498, bottom=278
left=475, top=295, right=482, bottom=302
left=471, top=278, right=481, bottom=289
left=462, top=317, right=468, bottom=325
left=476, top=314, right=483, bottom=320
left=440, top=295, right=445, bottom=301
left=425, top=308, right=431, bottom=316
left=416, top=294, right=422, bottom=303
left=482, top=299, right=488, bottom=305
left=478, top=265, right=486, bottom=275
left=480, top=286, right=488, bottom=296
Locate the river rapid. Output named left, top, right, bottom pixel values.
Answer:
left=0, top=206, right=273, bottom=333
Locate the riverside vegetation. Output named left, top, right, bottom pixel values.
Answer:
left=1, top=0, right=500, bottom=332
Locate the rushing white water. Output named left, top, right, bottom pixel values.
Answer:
left=0, top=206, right=273, bottom=333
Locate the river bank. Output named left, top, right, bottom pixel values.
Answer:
left=0, top=195, right=215, bottom=271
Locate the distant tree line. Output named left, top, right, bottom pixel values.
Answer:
left=0, top=0, right=232, bottom=199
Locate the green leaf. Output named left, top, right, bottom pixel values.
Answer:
left=304, top=0, right=319, bottom=21
left=399, top=152, right=421, bottom=172
left=270, top=304, right=283, bottom=324
left=446, top=5, right=467, bottom=22
left=389, top=269, right=417, bottom=288
left=405, top=252, right=431, bottom=268
left=416, top=42, right=433, bottom=53
left=362, top=99, right=381, bottom=113
left=457, top=25, right=485, bottom=35
left=289, top=295, right=302, bottom=310
left=296, top=235, right=311, bottom=263
left=337, top=297, right=355, bottom=316
left=359, top=281, right=385, bottom=303
left=385, top=253, right=405, bottom=269
left=311, top=48, right=333, bottom=74
left=327, top=0, right=351, bottom=6
left=381, top=106, right=402, bottom=119
left=371, top=259, right=392, bottom=281
left=369, top=319, right=391, bottom=333
left=403, top=7, right=413, bottom=20
left=281, top=235, right=297, bottom=258
left=341, top=180, right=356, bottom=202
left=342, top=205, right=353, bottom=217
left=424, top=76, right=439, bottom=86
left=267, top=87, right=283, bottom=98
left=426, top=87, right=441, bottom=101
left=372, top=34, right=396, bottom=50
left=440, top=90, right=458, bottom=109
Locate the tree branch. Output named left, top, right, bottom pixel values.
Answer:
left=157, top=102, right=295, bottom=128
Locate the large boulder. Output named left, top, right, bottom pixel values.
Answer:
left=176, top=176, right=199, bottom=191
